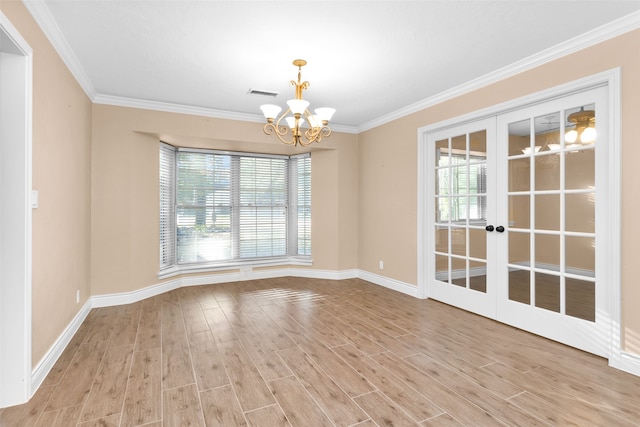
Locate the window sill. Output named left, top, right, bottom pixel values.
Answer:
left=158, top=256, right=313, bottom=280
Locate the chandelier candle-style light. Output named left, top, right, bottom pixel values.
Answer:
left=260, top=59, right=335, bottom=147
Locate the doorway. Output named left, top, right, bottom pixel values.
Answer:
left=419, top=79, right=618, bottom=359
left=0, top=12, right=33, bottom=407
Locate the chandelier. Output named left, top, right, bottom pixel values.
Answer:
left=259, top=59, right=335, bottom=147
left=565, top=107, right=596, bottom=144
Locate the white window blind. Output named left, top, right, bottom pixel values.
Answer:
left=159, top=144, right=310, bottom=271
left=159, top=143, right=176, bottom=269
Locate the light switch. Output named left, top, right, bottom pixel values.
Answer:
left=31, top=190, right=39, bottom=208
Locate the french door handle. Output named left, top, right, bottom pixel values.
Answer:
left=496, top=225, right=505, bottom=233
left=485, top=225, right=494, bottom=232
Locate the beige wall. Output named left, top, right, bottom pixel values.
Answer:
left=0, top=1, right=93, bottom=366
left=358, top=29, right=640, bottom=354
left=3, top=0, right=640, bottom=373
left=90, top=105, right=359, bottom=296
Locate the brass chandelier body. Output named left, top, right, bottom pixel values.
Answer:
left=260, top=60, right=335, bottom=147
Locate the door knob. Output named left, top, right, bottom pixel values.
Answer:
left=485, top=225, right=494, bottom=232
left=496, top=225, right=505, bottom=233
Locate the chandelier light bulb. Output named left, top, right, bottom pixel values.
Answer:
left=565, top=129, right=578, bottom=143
left=260, top=104, right=282, bottom=121
left=581, top=127, right=596, bottom=143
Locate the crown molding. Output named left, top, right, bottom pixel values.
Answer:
left=93, top=94, right=358, bottom=134
left=357, top=10, right=640, bottom=133
left=23, top=0, right=96, bottom=100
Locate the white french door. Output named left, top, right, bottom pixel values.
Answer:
left=427, top=118, right=497, bottom=319
left=425, top=86, right=610, bottom=357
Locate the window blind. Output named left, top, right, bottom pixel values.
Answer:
left=160, top=144, right=310, bottom=270
left=159, top=143, right=176, bottom=269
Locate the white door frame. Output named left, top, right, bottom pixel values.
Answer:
left=418, top=69, right=625, bottom=371
left=0, top=11, right=33, bottom=407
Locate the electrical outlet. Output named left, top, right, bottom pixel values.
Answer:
left=379, top=260, right=384, bottom=270
left=76, top=290, right=80, bottom=304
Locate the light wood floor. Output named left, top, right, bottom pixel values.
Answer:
left=2, top=277, right=640, bottom=426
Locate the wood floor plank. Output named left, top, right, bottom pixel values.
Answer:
left=77, top=414, right=120, bottom=427
left=268, top=376, right=333, bottom=427
left=135, top=306, right=161, bottom=351
left=421, top=413, right=465, bottom=426
left=340, top=313, right=420, bottom=357
left=353, top=390, right=418, bottom=427
left=296, top=339, right=376, bottom=398
left=200, top=385, right=247, bottom=427
left=188, top=330, right=229, bottom=390
left=120, top=348, right=162, bottom=427
left=79, top=344, right=133, bottom=422
left=163, top=384, right=205, bottom=427
left=332, top=344, right=443, bottom=422
left=219, top=340, right=275, bottom=411
left=482, top=362, right=636, bottom=426
left=34, top=406, right=83, bottom=427
left=369, top=352, right=505, bottom=426
left=401, top=352, right=548, bottom=427
left=0, top=384, right=55, bottom=427
left=181, top=303, right=210, bottom=336
left=109, top=304, right=142, bottom=348
left=202, top=307, right=237, bottom=343
left=45, top=339, right=108, bottom=411
left=162, top=333, right=195, bottom=389
left=245, top=404, right=291, bottom=427
left=398, top=334, right=520, bottom=399
left=317, top=312, right=386, bottom=355
left=279, top=346, right=368, bottom=426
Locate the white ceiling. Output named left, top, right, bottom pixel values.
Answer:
left=25, top=1, right=640, bottom=132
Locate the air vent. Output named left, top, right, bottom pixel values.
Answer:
left=248, top=88, right=278, bottom=97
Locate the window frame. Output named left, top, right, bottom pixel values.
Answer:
left=159, top=144, right=311, bottom=278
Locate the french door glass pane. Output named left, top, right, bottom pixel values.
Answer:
left=566, top=149, right=595, bottom=189
left=509, top=269, right=531, bottom=304
left=508, top=231, right=529, bottom=265
left=534, top=272, right=561, bottom=313
left=435, top=226, right=448, bottom=253
left=451, top=257, right=466, bottom=287
left=435, top=254, right=449, bottom=282
left=535, top=194, right=560, bottom=231
left=535, top=154, right=560, bottom=191
left=469, top=260, right=487, bottom=293
left=565, top=193, right=595, bottom=233
left=565, top=235, right=595, bottom=273
left=509, top=195, right=530, bottom=229
left=508, top=158, right=530, bottom=192
left=451, top=227, right=466, bottom=257
left=468, top=228, right=486, bottom=259
left=508, top=119, right=530, bottom=155
left=566, top=278, right=596, bottom=321
left=535, top=234, right=559, bottom=267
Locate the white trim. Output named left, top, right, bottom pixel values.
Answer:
left=358, top=11, right=640, bottom=132
left=0, top=11, right=33, bottom=408
left=92, top=94, right=358, bottom=134
left=614, top=352, right=640, bottom=377
left=358, top=270, right=421, bottom=298
left=21, top=0, right=96, bottom=100
left=30, top=299, right=91, bottom=391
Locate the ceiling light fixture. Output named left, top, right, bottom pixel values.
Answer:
left=565, top=107, right=596, bottom=144
left=260, top=59, right=335, bottom=147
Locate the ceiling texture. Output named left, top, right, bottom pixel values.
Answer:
left=24, top=1, right=640, bottom=133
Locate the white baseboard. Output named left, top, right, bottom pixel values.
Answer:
left=610, top=350, right=640, bottom=377
left=31, top=298, right=92, bottom=392
left=358, top=270, right=421, bottom=298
